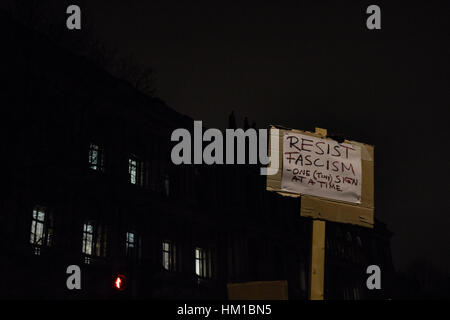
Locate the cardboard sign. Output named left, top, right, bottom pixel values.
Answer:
left=266, top=126, right=374, bottom=228
left=281, top=132, right=362, bottom=204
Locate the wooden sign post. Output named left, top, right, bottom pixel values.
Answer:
left=308, top=127, right=327, bottom=300
left=310, top=219, right=325, bottom=300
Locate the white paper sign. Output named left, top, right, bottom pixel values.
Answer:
left=281, top=132, right=362, bottom=204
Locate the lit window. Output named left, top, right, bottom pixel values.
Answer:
left=129, top=155, right=145, bottom=186
left=82, top=222, right=94, bottom=256
left=81, top=221, right=107, bottom=261
left=162, top=241, right=176, bottom=271
left=195, top=247, right=211, bottom=278
left=30, top=205, right=53, bottom=254
left=126, top=232, right=140, bottom=259
left=89, top=143, right=104, bottom=171
left=126, top=232, right=134, bottom=253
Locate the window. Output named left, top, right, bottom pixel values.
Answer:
left=126, top=231, right=141, bottom=260
left=126, top=232, right=135, bottom=256
left=30, top=205, right=53, bottom=255
left=88, top=143, right=104, bottom=171
left=129, top=155, right=145, bottom=186
left=82, top=222, right=94, bottom=256
left=162, top=241, right=176, bottom=271
left=82, top=221, right=107, bottom=263
left=195, top=247, right=211, bottom=278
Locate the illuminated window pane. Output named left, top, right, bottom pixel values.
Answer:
left=126, top=232, right=137, bottom=258
left=81, top=221, right=108, bottom=260
left=164, top=252, right=169, bottom=269
left=89, top=143, right=104, bottom=171
left=89, top=143, right=98, bottom=169
left=30, top=206, right=52, bottom=252
left=35, top=223, right=44, bottom=245
left=82, top=222, right=94, bottom=255
left=127, top=232, right=134, bottom=245
left=129, top=159, right=137, bottom=184
left=195, top=247, right=208, bottom=277
left=195, top=259, right=201, bottom=276
left=129, top=155, right=146, bottom=186
left=162, top=241, right=176, bottom=271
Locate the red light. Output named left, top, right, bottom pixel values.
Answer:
left=114, top=274, right=126, bottom=291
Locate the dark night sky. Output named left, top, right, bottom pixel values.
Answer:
left=8, top=1, right=450, bottom=271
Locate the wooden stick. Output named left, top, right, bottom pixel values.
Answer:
left=309, top=219, right=326, bottom=300
left=309, top=127, right=327, bottom=300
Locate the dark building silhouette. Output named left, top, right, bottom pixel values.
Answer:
left=0, top=13, right=394, bottom=300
